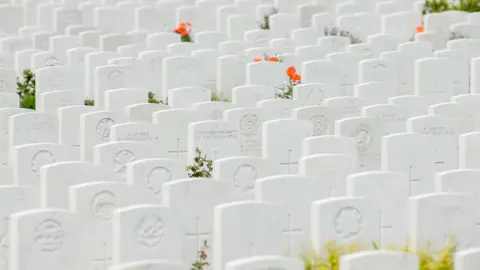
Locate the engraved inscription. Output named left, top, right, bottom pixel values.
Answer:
left=352, top=124, right=372, bottom=151
left=311, top=114, right=328, bottom=136
left=147, top=167, right=172, bottom=195
left=233, top=165, right=257, bottom=192
left=113, top=150, right=136, bottom=175
left=334, top=207, right=362, bottom=241
left=423, top=126, right=454, bottom=136
left=136, top=216, right=164, bottom=247
left=108, top=69, right=125, bottom=88
left=239, top=114, right=259, bottom=137
left=34, top=219, right=64, bottom=252
left=31, top=150, right=56, bottom=177
left=96, top=118, right=115, bottom=142
left=91, top=191, right=117, bottom=222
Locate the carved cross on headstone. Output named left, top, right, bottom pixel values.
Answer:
left=283, top=213, right=302, bottom=254
left=168, top=138, right=187, bottom=159
left=279, top=149, right=298, bottom=174
left=185, top=217, right=210, bottom=259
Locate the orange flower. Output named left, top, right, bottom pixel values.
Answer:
left=254, top=57, right=262, bottom=62
left=286, top=66, right=296, bottom=78
left=416, top=25, right=424, bottom=33
left=181, top=30, right=190, bottom=37
left=268, top=56, right=278, bottom=62
left=292, top=73, right=301, bottom=82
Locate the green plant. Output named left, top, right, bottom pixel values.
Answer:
left=449, top=31, right=468, bottom=40
left=258, top=7, right=278, bottom=30
left=84, top=99, right=94, bottom=106
left=17, top=69, right=36, bottom=109
left=324, top=27, right=363, bottom=44
left=301, top=240, right=457, bottom=270
left=422, top=0, right=480, bottom=14
left=186, top=148, right=213, bottom=178
left=148, top=92, right=168, bottom=104
left=191, top=240, right=209, bottom=270
left=211, top=91, right=230, bottom=102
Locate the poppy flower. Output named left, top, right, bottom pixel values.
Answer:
left=416, top=25, right=424, bottom=33
left=286, top=66, right=296, bottom=78
left=292, top=73, right=301, bottom=82
left=254, top=57, right=262, bottom=62
left=268, top=56, right=278, bottom=62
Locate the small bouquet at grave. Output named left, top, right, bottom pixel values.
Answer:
left=274, top=66, right=301, bottom=99
left=173, top=21, right=192, bottom=42
left=253, top=53, right=283, bottom=63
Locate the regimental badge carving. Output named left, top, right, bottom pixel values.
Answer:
left=372, top=64, right=387, bottom=81
left=108, top=69, right=125, bottom=88
left=311, top=114, right=328, bottom=136
left=0, top=235, right=8, bottom=260
left=233, top=165, right=257, bottom=192
left=136, top=216, right=164, bottom=247
left=353, top=124, right=372, bottom=151
left=239, top=114, right=260, bottom=137
left=96, top=118, right=115, bottom=141
left=44, top=57, right=59, bottom=67
left=146, top=167, right=172, bottom=196
left=34, top=219, right=64, bottom=252
left=334, top=207, right=362, bottom=241
left=31, top=150, right=56, bottom=177
left=113, top=150, right=136, bottom=175
left=307, top=88, right=325, bottom=104
left=91, top=191, right=117, bottom=222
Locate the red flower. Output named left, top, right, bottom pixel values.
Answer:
left=286, top=66, right=296, bottom=78
left=254, top=57, right=262, bottom=62
left=416, top=25, right=424, bottom=33
left=291, top=73, right=301, bottom=82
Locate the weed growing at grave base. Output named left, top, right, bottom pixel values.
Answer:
left=422, top=0, right=480, bottom=14
left=186, top=148, right=213, bottom=178
left=84, top=99, right=95, bottom=106
left=211, top=91, right=230, bottom=102
left=191, top=240, right=209, bottom=270
left=17, top=69, right=36, bottom=109
left=258, top=7, right=279, bottom=30
left=174, top=22, right=193, bottom=42
left=301, top=240, right=456, bottom=270
left=323, top=27, right=363, bottom=44
left=148, top=92, right=168, bottom=104
left=254, top=53, right=284, bottom=63
left=275, top=66, right=301, bottom=99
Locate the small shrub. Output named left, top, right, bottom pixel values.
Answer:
left=186, top=148, right=213, bottom=178
left=148, top=92, right=168, bottom=104
left=422, top=0, right=480, bottom=14
left=84, top=99, right=95, bottom=106
left=211, top=91, right=230, bottom=102
left=258, top=7, right=278, bottom=30
left=174, top=21, right=193, bottom=42
left=275, top=66, right=301, bottom=99
left=301, top=240, right=456, bottom=270
left=191, top=240, right=209, bottom=270
left=17, top=69, right=36, bottom=109
left=254, top=53, right=284, bottom=63
left=324, top=27, right=363, bottom=44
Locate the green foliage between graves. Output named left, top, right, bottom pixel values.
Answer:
left=148, top=91, right=168, bottom=104
left=324, top=27, right=363, bottom=44
left=191, top=240, right=210, bottom=270
left=258, top=7, right=279, bottom=30
left=422, top=0, right=480, bottom=14
left=186, top=148, right=213, bottom=178
left=302, top=239, right=456, bottom=270
left=17, top=69, right=36, bottom=109
left=84, top=99, right=95, bottom=106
